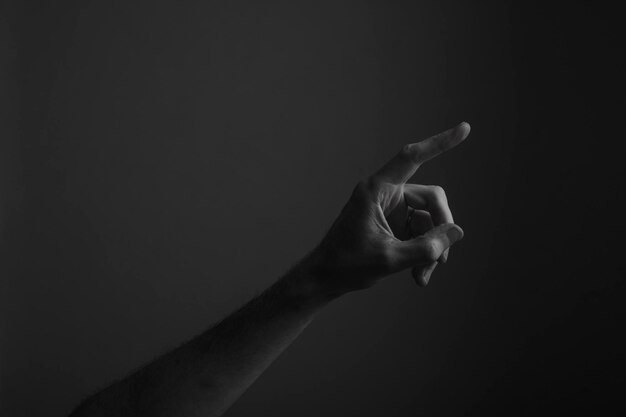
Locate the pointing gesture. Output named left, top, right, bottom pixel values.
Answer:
left=375, top=122, right=471, bottom=185
left=67, top=122, right=471, bottom=417
left=305, top=122, right=470, bottom=297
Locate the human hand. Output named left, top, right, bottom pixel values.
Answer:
left=304, top=122, right=471, bottom=298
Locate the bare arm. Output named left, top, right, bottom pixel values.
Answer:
left=70, top=264, right=333, bottom=417
left=69, top=122, right=471, bottom=417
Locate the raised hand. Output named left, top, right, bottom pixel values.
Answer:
left=305, top=122, right=471, bottom=296
left=67, top=122, right=471, bottom=417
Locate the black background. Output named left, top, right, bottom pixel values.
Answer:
left=1, top=1, right=624, bottom=416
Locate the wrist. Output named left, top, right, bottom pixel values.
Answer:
left=278, top=254, right=343, bottom=311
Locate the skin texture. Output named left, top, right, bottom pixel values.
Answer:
left=69, top=122, right=471, bottom=417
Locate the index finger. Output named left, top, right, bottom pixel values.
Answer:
left=374, top=122, right=471, bottom=185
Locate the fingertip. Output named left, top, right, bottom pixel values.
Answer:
left=422, top=263, right=437, bottom=286
left=415, top=273, right=429, bottom=287
left=446, top=224, right=464, bottom=243
left=412, top=267, right=428, bottom=287
left=412, top=263, right=437, bottom=287
left=457, top=121, right=471, bottom=140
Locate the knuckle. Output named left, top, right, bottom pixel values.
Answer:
left=355, top=177, right=381, bottom=196
left=429, top=185, right=446, bottom=199
left=400, top=144, right=419, bottom=163
left=428, top=185, right=448, bottom=204
left=420, top=240, right=440, bottom=262
left=349, top=179, right=380, bottom=210
left=378, top=245, right=397, bottom=271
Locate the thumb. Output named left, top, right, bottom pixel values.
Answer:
left=394, top=223, right=464, bottom=271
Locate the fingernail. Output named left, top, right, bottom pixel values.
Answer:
left=456, top=122, right=471, bottom=139
left=446, top=225, right=464, bottom=243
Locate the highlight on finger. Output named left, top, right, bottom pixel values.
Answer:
left=413, top=121, right=471, bottom=165
left=392, top=223, right=464, bottom=272
left=413, top=262, right=438, bottom=287
left=373, top=122, right=471, bottom=185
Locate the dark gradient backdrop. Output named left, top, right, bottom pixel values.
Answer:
left=1, top=1, right=624, bottom=416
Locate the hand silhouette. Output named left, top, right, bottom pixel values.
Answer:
left=305, top=122, right=470, bottom=296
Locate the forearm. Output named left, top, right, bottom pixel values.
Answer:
left=70, top=123, right=469, bottom=417
left=71, top=261, right=335, bottom=417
